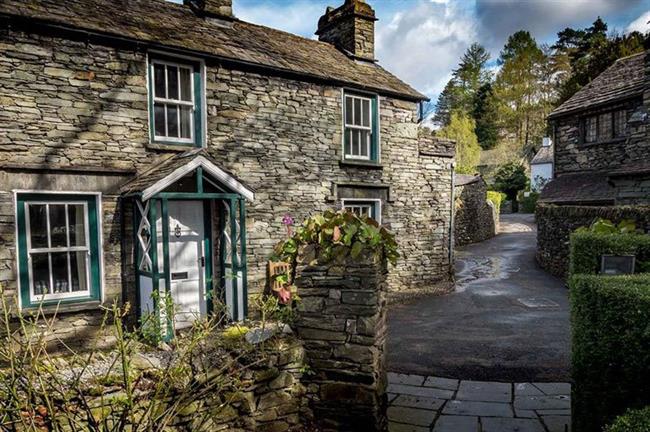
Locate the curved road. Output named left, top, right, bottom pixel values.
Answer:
left=387, top=214, right=570, bottom=382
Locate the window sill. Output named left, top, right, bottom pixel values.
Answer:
left=579, top=137, right=627, bottom=148
left=146, top=142, right=201, bottom=152
left=339, top=160, right=383, bottom=169
left=17, top=300, right=102, bottom=317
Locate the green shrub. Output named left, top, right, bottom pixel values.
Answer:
left=569, top=231, right=650, bottom=275
left=605, top=406, right=650, bottom=432
left=520, top=192, right=539, bottom=214
left=487, top=190, right=506, bottom=214
left=570, top=274, right=650, bottom=432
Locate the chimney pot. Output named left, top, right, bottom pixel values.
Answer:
left=185, top=0, right=233, bottom=19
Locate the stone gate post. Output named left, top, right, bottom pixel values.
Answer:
left=294, top=245, right=388, bottom=431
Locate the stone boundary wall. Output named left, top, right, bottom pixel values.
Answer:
left=454, top=181, right=497, bottom=246
left=294, top=245, right=388, bottom=432
left=536, top=204, right=650, bottom=278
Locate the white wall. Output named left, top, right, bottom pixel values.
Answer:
left=531, top=163, right=553, bottom=191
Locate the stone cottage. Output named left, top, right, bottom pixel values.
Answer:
left=0, top=0, right=455, bottom=341
left=537, top=48, right=650, bottom=277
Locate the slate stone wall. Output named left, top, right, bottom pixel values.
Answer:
left=294, top=245, right=388, bottom=431
left=551, top=98, right=646, bottom=176
left=0, top=29, right=453, bottom=330
left=454, top=180, right=497, bottom=246
left=536, top=203, right=650, bottom=278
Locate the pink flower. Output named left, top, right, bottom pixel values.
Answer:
left=282, top=214, right=294, bottom=226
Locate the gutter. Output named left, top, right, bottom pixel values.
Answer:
left=1, top=13, right=428, bottom=103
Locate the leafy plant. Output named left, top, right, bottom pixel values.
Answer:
left=492, top=162, right=528, bottom=211
left=272, top=209, right=399, bottom=267
left=575, top=217, right=638, bottom=235
left=486, top=190, right=507, bottom=214
left=605, top=406, right=650, bottom=432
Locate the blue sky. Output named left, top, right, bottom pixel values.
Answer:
left=204, top=0, right=650, bottom=101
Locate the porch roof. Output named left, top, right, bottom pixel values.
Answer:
left=120, top=148, right=255, bottom=201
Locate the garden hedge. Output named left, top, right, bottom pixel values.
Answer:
left=569, top=231, right=650, bottom=275
left=605, top=406, right=650, bottom=432
left=486, top=190, right=506, bottom=214
left=570, top=274, right=650, bottom=432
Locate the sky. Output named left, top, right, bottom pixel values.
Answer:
left=227, top=0, right=650, bottom=103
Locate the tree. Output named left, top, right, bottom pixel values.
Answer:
left=433, top=43, right=492, bottom=128
left=493, top=162, right=528, bottom=212
left=437, top=112, right=481, bottom=174
left=553, top=18, right=646, bottom=102
left=493, top=30, right=547, bottom=156
left=473, top=83, right=499, bottom=150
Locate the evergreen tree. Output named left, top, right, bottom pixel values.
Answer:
left=473, top=83, right=499, bottom=150
left=432, top=80, right=458, bottom=128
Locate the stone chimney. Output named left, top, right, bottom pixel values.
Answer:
left=185, top=0, right=233, bottom=19
left=316, top=0, right=377, bottom=62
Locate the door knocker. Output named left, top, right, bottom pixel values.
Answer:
left=174, top=223, right=182, bottom=238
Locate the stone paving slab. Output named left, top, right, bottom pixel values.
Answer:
left=387, top=373, right=571, bottom=432
left=456, top=380, right=511, bottom=402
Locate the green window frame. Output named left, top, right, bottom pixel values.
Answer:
left=148, top=54, right=203, bottom=147
left=341, top=199, right=382, bottom=224
left=16, top=193, right=102, bottom=309
left=343, top=91, right=379, bottom=162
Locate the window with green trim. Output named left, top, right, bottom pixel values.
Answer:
left=343, top=92, right=379, bottom=162
left=16, top=194, right=102, bottom=308
left=342, top=199, right=382, bottom=224
left=148, top=56, right=203, bottom=146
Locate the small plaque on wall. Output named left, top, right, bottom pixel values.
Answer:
left=600, top=255, right=636, bottom=275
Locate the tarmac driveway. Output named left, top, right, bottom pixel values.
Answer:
left=387, top=214, right=571, bottom=382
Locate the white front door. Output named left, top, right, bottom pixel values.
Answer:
left=167, top=201, right=206, bottom=329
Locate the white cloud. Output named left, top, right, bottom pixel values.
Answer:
left=627, top=10, right=650, bottom=34
left=234, top=1, right=324, bottom=38
left=375, top=1, right=477, bottom=99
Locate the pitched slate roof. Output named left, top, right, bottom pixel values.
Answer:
left=548, top=52, right=646, bottom=119
left=531, top=145, right=553, bottom=165
left=0, top=0, right=426, bottom=101
left=455, top=174, right=482, bottom=186
left=539, top=172, right=616, bottom=205
left=120, top=148, right=254, bottom=200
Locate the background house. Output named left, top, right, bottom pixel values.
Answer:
left=530, top=137, right=553, bottom=192
left=536, top=48, right=650, bottom=277
left=0, top=0, right=455, bottom=344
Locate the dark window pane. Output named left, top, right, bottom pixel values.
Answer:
left=344, top=129, right=351, bottom=155
left=614, top=110, right=627, bottom=137
left=28, top=204, right=48, bottom=248
left=180, top=106, right=192, bottom=139
left=167, top=65, right=178, bottom=100
left=362, top=99, right=370, bottom=127
left=154, top=103, right=166, bottom=136
left=352, top=129, right=360, bottom=155
left=345, top=96, right=353, bottom=124
left=68, top=204, right=86, bottom=247
left=585, top=116, right=597, bottom=143
left=70, top=251, right=88, bottom=292
left=598, top=113, right=611, bottom=140
left=167, top=105, right=179, bottom=137
left=51, top=252, right=69, bottom=293
left=154, top=63, right=166, bottom=98
left=354, top=98, right=362, bottom=126
left=360, top=130, right=369, bottom=156
left=180, top=68, right=192, bottom=102
left=49, top=204, right=67, bottom=248
left=31, top=253, right=50, bottom=295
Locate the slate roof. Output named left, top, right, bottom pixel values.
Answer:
left=455, top=174, right=482, bottom=186
left=531, top=145, right=553, bottom=165
left=119, top=148, right=253, bottom=197
left=549, top=52, right=645, bottom=119
left=0, top=0, right=426, bottom=101
left=539, top=172, right=616, bottom=205
left=607, top=161, right=650, bottom=178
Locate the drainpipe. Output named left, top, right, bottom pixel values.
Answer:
left=449, top=162, right=455, bottom=274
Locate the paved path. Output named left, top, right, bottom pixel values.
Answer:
left=387, top=214, right=571, bottom=382
left=387, top=372, right=571, bottom=432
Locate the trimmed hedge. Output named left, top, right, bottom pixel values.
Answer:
left=487, top=190, right=506, bottom=214
left=569, top=231, right=650, bottom=275
left=605, top=406, right=650, bottom=432
left=570, top=274, right=650, bottom=432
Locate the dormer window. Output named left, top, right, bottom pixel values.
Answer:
left=343, top=91, right=379, bottom=162
left=148, top=55, right=203, bottom=147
